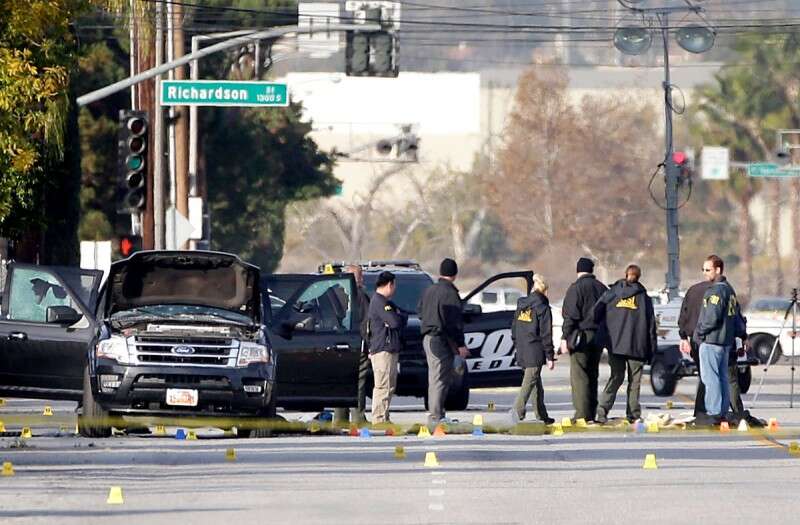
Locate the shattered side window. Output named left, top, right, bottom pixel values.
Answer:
left=294, top=279, right=354, bottom=332
left=7, top=268, right=78, bottom=323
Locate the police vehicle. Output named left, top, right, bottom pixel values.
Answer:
left=262, top=261, right=533, bottom=410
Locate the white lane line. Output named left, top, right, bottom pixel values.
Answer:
left=428, top=503, right=445, bottom=511
left=432, top=478, right=446, bottom=485
left=428, top=489, right=445, bottom=497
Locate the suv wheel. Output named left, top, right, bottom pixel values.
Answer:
left=650, top=359, right=677, bottom=397
left=78, top=365, right=111, bottom=438
left=737, top=366, right=752, bottom=394
left=751, top=334, right=781, bottom=365
left=248, top=393, right=278, bottom=438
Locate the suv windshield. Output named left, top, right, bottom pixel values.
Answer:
left=110, top=304, right=252, bottom=325
left=363, top=273, right=434, bottom=314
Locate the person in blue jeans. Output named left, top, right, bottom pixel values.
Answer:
left=693, top=254, right=747, bottom=425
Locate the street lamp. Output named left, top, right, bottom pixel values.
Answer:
left=614, top=1, right=715, bottom=301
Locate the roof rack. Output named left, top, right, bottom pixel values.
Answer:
left=363, top=259, right=421, bottom=269
left=317, top=259, right=422, bottom=274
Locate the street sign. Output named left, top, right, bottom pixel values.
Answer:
left=747, top=162, right=800, bottom=178
left=701, top=146, right=729, bottom=180
left=160, top=80, right=288, bottom=107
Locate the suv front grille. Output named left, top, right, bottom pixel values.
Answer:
left=131, top=335, right=238, bottom=367
left=133, top=374, right=232, bottom=390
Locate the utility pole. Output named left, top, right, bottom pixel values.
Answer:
left=153, top=0, right=165, bottom=250
left=614, top=2, right=714, bottom=301
left=173, top=1, right=189, bottom=249
left=139, top=5, right=155, bottom=250
left=659, top=11, right=681, bottom=302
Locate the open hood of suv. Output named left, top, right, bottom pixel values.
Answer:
left=105, top=251, right=260, bottom=322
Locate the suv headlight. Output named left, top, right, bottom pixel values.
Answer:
left=96, top=336, right=132, bottom=364
left=237, top=342, right=270, bottom=367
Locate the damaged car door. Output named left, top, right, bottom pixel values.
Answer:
left=264, top=274, right=362, bottom=410
left=0, top=264, right=102, bottom=399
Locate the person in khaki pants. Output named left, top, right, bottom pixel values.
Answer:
left=367, top=271, right=408, bottom=423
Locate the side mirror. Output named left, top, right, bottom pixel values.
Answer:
left=463, top=303, right=482, bottom=315
left=46, top=305, right=82, bottom=325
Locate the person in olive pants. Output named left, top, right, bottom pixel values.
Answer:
left=510, top=274, right=555, bottom=424
left=559, top=257, right=608, bottom=422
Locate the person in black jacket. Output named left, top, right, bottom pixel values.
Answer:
left=367, top=271, right=408, bottom=424
left=510, top=274, right=555, bottom=424
left=679, top=273, right=760, bottom=426
left=694, top=255, right=747, bottom=424
left=593, top=265, right=656, bottom=424
left=678, top=278, right=712, bottom=416
left=560, top=257, right=608, bottom=422
left=419, top=258, right=470, bottom=425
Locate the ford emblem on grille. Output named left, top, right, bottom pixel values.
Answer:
left=171, top=345, right=196, bottom=355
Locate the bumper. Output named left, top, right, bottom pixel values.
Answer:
left=93, top=359, right=275, bottom=417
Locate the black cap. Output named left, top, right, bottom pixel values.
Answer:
left=576, top=257, right=594, bottom=273
left=376, top=271, right=395, bottom=288
left=440, top=258, right=458, bottom=277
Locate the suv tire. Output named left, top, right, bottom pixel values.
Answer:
left=248, top=392, right=278, bottom=438
left=737, top=365, right=752, bottom=394
left=78, top=365, right=111, bottom=438
left=751, top=334, right=781, bottom=365
left=650, top=359, right=677, bottom=397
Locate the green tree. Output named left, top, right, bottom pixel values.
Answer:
left=0, top=0, right=93, bottom=262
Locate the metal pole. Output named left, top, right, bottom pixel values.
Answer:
left=154, top=1, right=165, bottom=250
left=792, top=291, right=797, bottom=408
left=129, top=0, right=136, bottom=110
left=77, top=23, right=379, bottom=107
left=660, top=12, right=681, bottom=301
left=166, top=0, right=177, bottom=250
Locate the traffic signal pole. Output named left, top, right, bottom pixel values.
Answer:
left=660, top=12, right=681, bottom=302
left=77, top=21, right=379, bottom=250
left=153, top=0, right=165, bottom=249
left=77, top=23, right=380, bottom=107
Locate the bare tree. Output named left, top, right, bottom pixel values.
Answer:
left=488, top=65, right=663, bottom=272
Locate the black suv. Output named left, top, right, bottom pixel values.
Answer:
left=264, top=261, right=533, bottom=410
left=0, top=251, right=353, bottom=437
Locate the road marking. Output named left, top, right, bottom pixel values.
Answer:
left=428, top=503, right=444, bottom=511
left=432, top=478, right=446, bottom=485
left=429, top=489, right=445, bottom=497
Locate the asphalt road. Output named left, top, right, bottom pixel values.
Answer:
left=1, top=362, right=800, bottom=524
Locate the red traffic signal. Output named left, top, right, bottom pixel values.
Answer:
left=120, top=235, right=142, bottom=257
left=672, top=151, right=687, bottom=166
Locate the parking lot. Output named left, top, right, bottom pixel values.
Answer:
left=1, top=362, right=799, bottom=524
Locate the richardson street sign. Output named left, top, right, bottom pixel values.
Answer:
left=160, top=80, right=289, bottom=107
left=747, top=162, right=800, bottom=178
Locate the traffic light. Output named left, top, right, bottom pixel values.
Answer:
left=371, top=32, right=395, bottom=76
left=345, top=31, right=398, bottom=77
left=119, top=235, right=142, bottom=257
left=346, top=32, right=370, bottom=75
left=672, top=151, right=693, bottom=185
left=117, top=110, right=148, bottom=214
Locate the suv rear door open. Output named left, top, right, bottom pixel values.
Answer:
left=263, top=274, right=362, bottom=409
left=0, top=264, right=102, bottom=399
left=462, top=271, right=534, bottom=388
